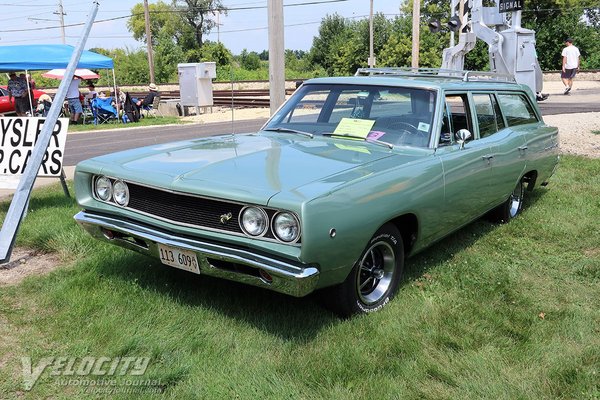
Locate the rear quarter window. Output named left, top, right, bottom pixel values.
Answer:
left=497, top=93, right=539, bottom=127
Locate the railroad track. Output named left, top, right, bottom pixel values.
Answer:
left=126, top=88, right=295, bottom=108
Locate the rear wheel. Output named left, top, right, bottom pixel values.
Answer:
left=326, top=223, right=404, bottom=317
left=489, top=178, right=525, bottom=223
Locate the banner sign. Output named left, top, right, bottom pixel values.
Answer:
left=498, top=0, right=523, bottom=12
left=0, top=117, right=68, bottom=189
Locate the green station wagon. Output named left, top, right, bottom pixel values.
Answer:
left=74, top=68, right=559, bottom=316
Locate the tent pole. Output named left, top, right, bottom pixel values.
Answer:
left=112, top=69, right=120, bottom=123
left=25, top=69, right=33, bottom=115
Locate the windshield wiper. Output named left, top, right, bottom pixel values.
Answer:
left=322, top=132, right=394, bottom=149
left=262, top=127, right=314, bottom=138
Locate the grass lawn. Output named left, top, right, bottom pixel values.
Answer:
left=67, top=116, right=185, bottom=133
left=0, top=156, right=598, bottom=399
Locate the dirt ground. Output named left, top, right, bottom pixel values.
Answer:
left=0, top=248, right=62, bottom=286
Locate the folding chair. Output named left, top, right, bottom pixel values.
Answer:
left=91, top=97, right=118, bottom=125
left=143, top=95, right=163, bottom=118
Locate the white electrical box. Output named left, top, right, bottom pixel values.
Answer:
left=177, top=62, right=216, bottom=108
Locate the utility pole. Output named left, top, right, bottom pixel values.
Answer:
left=267, top=0, right=285, bottom=115
left=369, top=0, right=374, bottom=67
left=143, top=0, right=155, bottom=84
left=411, top=0, right=420, bottom=68
left=54, top=0, right=66, bottom=44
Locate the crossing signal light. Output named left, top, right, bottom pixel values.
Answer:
left=428, top=19, right=442, bottom=33
left=448, top=16, right=462, bottom=32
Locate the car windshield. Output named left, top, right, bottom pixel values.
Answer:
left=264, top=83, right=437, bottom=148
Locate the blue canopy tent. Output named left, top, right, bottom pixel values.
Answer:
left=0, top=44, right=113, bottom=71
left=0, top=44, right=116, bottom=116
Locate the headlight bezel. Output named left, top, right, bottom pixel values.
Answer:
left=271, top=211, right=301, bottom=243
left=94, top=175, right=113, bottom=202
left=112, top=180, right=130, bottom=207
left=239, top=206, right=269, bottom=237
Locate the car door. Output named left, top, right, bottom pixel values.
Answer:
left=0, top=88, right=12, bottom=114
left=472, top=92, right=528, bottom=205
left=434, top=93, right=495, bottom=230
left=496, top=92, right=558, bottom=184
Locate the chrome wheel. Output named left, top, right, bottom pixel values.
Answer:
left=508, top=180, right=524, bottom=218
left=356, top=240, right=396, bottom=305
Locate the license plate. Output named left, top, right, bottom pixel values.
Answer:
left=158, top=244, right=200, bottom=274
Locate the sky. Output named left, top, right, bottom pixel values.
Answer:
left=0, top=0, right=402, bottom=54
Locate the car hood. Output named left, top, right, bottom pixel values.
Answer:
left=84, top=132, right=429, bottom=205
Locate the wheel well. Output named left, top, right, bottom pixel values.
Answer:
left=523, top=170, right=538, bottom=191
left=390, top=214, right=418, bottom=255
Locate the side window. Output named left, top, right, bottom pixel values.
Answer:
left=442, top=94, right=472, bottom=144
left=473, top=93, right=505, bottom=138
left=497, top=93, right=539, bottom=126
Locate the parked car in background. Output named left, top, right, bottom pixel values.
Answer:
left=0, top=86, right=47, bottom=115
left=74, top=68, right=559, bottom=316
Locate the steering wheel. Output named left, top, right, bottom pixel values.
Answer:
left=388, top=121, right=420, bottom=135
left=388, top=121, right=429, bottom=146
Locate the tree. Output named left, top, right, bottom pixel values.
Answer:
left=127, top=1, right=226, bottom=51
left=239, top=49, right=262, bottom=70
left=175, top=0, right=227, bottom=48
left=309, top=14, right=350, bottom=75
left=154, top=30, right=186, bottom=83
left=127, top=2, right=181, bottom=45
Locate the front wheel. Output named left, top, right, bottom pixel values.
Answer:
left=489, top=178, right=525, bottom=223
left=326, top=223, right=404, bottom=317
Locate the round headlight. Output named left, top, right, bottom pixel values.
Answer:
left=113, top=180, right=129, bottom=206
left=272, top=212, right=300, bottom=243
left=240, top=206, right=268, bottom=236
left=95, top=176, right=112, bottom=201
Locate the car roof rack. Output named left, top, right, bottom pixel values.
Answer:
left=355, top=67, right=517, bottom=83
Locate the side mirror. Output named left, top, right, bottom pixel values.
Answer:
left=455, top=129, right=472, bottom=149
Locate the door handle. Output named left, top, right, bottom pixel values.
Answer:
left=482, top=155, right=494, bottom=165
left=518, top=146, right=528, bottom=151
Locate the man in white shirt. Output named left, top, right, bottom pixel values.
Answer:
left=561, top=38, right=581, bottom=95
left=66, top=76, right=83, bottom=123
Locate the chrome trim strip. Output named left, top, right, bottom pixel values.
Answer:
left=74, top=211, right=319, bottom=297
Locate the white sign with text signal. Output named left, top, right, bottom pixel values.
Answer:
left=0, top=117, right=69, bottom=189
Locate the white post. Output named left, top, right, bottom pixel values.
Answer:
left=412, top=0, right=420, bottom=68
left=268, top=0, right=285, bottom=115
left=369, top=0, right=374, bottom=67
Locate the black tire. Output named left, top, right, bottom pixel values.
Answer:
left=489, top=177, right=525, bottom=223
left=326, top=223, right=404, bottom=317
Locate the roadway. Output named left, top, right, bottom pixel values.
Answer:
left=63, top=118, right=267, bottom=166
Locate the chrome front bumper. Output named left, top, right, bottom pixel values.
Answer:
left=74, top=211, right=320, bottom=297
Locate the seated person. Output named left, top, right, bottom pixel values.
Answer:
left=135, top=83, right=159, bottom=107
left=85, top=83, right=97, bottom=103
left=36, top=93, right=53, bottom=117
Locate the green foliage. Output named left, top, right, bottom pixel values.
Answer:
left=309, top=13, right=351, bottom=75
left=127, top=1, right=180, bottom=46
left=110, top=48, right=150, bottom=86
left=238, top=49, right=262, bottom=71
left=175, top=0, right=226, bottom=48
left=154, top=30, right=186, bottom=83
left=306, top=0, right=600, bottom=74
left=187, top=41, right=233, bottom=66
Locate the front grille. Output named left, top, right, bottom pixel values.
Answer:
left=127, top=183, right=246, bottom=234
left=98, top=180, right=299, bottom=243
